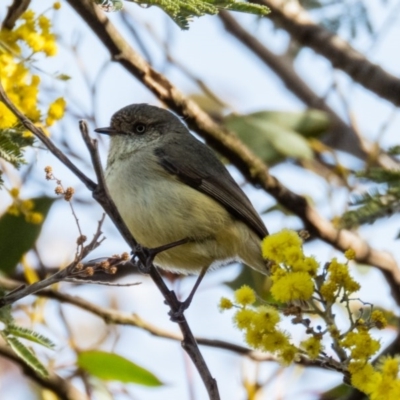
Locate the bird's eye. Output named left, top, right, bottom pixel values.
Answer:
left=134, top=123, right=146, bottom=134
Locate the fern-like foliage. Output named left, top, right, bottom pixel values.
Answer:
left=0, top=127, right=34, bottom=187
left=340, top=163, right=400, bottom=230
left=0, top=290, right=53, bottom=376
left=95, top=0, right=270, bottom=29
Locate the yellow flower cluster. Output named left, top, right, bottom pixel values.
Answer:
left=7, top=187, right=43, bottom=224
left=262, top=230, right=318, bottom=303
left=221, top=229, right=397, bottom=399
left=0, top=7, right=65, bottom=131
left=220, top=285, right=301, bottom=364
left=320, top=258, right=360, bottom=303
left=349, top=357, right=400, bottom=399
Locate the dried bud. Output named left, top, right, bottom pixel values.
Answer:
left=64, top=187, right=75, bottom=201
left=75, top=262, right=84, bottom=271
left=77, top=235, right=87, bottom=245
left=100, top=260, right=110, bottom=270
left=299, top=230, right=310, bottom=240
left=55, top=186, right=63, bottom=195
left=44, top=166, right=52, bottom=173
left=109, top=266, right=117, bottom=274
left=121, top=252, right=130, bottom=261
left=84, top=267, right=94, bottom=276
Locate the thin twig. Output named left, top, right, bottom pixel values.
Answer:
left=0, top=216, right=106, bottom=306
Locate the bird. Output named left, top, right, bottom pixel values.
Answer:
left=95, top=104, right=269, bottom=306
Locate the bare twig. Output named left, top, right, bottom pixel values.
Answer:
left=219, top=10, right=400, bottom=170
left=0, top=343, right=88, bottom=400
left=0, top=215, right=106, bottom=306
left=251, top=0, right=400, bottom=107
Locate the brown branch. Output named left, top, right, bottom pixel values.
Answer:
left=252, top=0, right=400, bottom=106
left=2, top=0, right=30, bottom=30
left=0, top=343, right=88, bottom=400
left=218, top=11, right=400, bottom=170
left=64, top=0, right=400, bottom=307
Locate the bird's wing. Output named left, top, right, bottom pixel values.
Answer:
left=154, top=135, right=268, bottom=239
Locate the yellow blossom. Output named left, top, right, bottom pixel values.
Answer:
left=348, top=362, right=381, bottom=395
left=279, top=344, right=298, bottom=365
left=245, top=327, right=264, bottom=348
left=219, top=297, right=233, bottom=311
left=320, top=281, right=337, bottom=303
left=380, top=357, right=400, bottom=378
left=25, top=212, right=43, bottom=224
left=252, top=305, right=280, bottom=332
left=345, top=248, right=356, bottom=260
left=234, top=285, right=256, bottom=306
left=53, top=2, right=62, bottom=10
left=46, top=97, right=66, bottom=126
left=261, top=330, right=290, bottom=353
left=271, top=271, right=314, bottom=303
left=292, top=256, right=319, bottom=275
left=341, top=330, right=380, bottom=360
left=301, top=336, right=322, bottom=359
left=9, top=187, right=20, bottom=198
left=234, top=308, right=257, bottom=330
left=370, top=310, right=388, bottom=330
left=21, top=199, right=34, bottom=211
left=261, top=229, right=303, bottom=264
left=7, top=204, right=20, bottom=216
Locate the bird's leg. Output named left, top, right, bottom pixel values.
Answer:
left=131, top=238, right=190, bottom=273
left=169, top=265, right=208, bottom=322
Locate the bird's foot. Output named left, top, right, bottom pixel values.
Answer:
left=131, top=238, right=190, bottom=274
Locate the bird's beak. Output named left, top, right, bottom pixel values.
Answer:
left=94, top=127, right=118, bottom=135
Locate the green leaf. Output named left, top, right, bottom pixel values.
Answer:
left=224, top=112, right=316, bottom=165
left=319, top=383, right=353, bottom=400
left=77, top=351, right=163, bottom=387
left=116, top=0, right=270, bottom=30
left=6, top=325, right=55, bottom=349
left=249, top=110, right=330, bottom=138
left=0, top=128, right=34, bottom=169
left=0, top=294, right=13, bottom=324
left=0, top=197, right=55, bottom=274
left=6, top=336, right=49, bottom=377
left=55, top=73, right=72, bottom=81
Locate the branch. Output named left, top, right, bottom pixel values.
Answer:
left=0, top=343, right=88, bottom=400
left=0, top=276, right=345, bottom=373
left=2, top=0, right=30, bottom=30
left=218, top=11, right=400, bottom=170
left=64, top=0, right=400, bottom=307
left=252, top=0, right=400, bottom=107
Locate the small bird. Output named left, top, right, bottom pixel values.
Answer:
left=95, top=104, right=269, bottom=300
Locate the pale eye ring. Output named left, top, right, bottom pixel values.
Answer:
left=134, top=123, right=146, bottom=134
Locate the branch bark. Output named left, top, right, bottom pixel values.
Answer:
left=219, top=11, right=400, bottom=170
left=252, top=0, right=400, bottom=106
